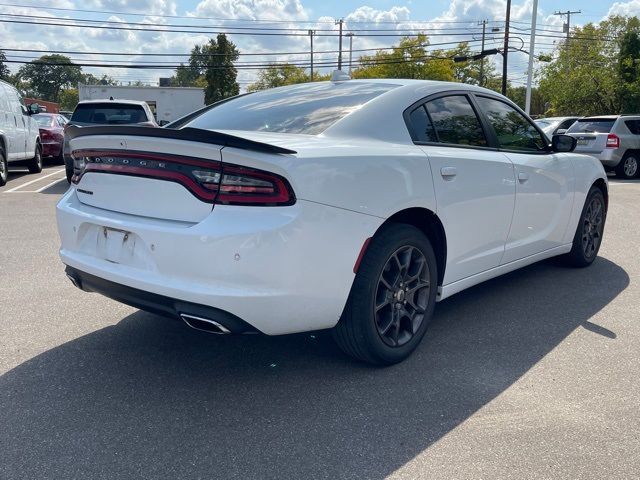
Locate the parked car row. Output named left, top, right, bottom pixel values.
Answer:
left=0, top=79, right=42, bottom=186
left=536, top=114, right=640, bottom=179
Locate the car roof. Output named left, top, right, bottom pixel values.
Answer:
left=76, top=99, right=149, bottom=106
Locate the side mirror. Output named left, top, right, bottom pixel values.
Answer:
left=28, top=103, right=41, bottom=115
left=552, top=134, right=577, bottom=153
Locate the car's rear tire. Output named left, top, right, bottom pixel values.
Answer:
left=562, top=186, right=606, bottom=267
left=27, top=144, right=43, bottom=174
left=615, top=153, right=639, bottom=179
left=332, top=224, right=438, bottom=365
left=0, top=148, right=7, bottom=187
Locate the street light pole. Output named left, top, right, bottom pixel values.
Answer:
left=336, top=19, right=344, bottom=71
left=308, top=29, right=314, bottom=81
left=479, top=20, right=487, bottom=87
left=525, top=0, right=538, bottom=114
left=346, top=33, right=354, bottom=75
left=502, top=0, right=512, bottom=96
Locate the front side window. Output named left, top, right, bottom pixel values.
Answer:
left=476, top=96, right=547, bottom=152
left=424, top=95, right=487, bottom=147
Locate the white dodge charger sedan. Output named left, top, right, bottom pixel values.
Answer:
left=57, top=79, right=607, bottom=365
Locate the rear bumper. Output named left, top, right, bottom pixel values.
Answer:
left=581, top=149, right=623, bottom=167
left=42, top=141, right=62, bottom=157
left=65, top=266, right=257, bottom=333
left=56, top=188, right=381, bottom=335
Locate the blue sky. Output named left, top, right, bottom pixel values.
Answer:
left=0, top=0, right=636, bottom=89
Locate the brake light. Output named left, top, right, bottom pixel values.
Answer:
left=39, top=129, right=53, bottom=140
left=70, top=150, right=295, bottom=206
left=606, top=134, right=620, bottom=148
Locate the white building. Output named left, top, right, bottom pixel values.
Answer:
left=78, top=85, right=205, bottom=124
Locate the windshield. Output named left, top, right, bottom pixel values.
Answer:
left=567, top=119, right=615, bottom=134
left=185, top=82, right=399, bottom=135
left=71, top=103, right=148, bottom=125
left=534, top=120, right=553, bottom=128
left=33, top=114, right=53, bottom=127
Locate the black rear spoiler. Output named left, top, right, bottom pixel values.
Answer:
left=65, top=125, right=297, bottom=155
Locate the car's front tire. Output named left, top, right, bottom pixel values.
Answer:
left=27, top=143, right=43, bottom=174
left=563, top=186, right=606, bottom=267
left=332, top=224, right=438, bottom=365
left=615, top=153, right=639, bottom=179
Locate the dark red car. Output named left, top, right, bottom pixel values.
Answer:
left=33, top=113, right=68, bottom=164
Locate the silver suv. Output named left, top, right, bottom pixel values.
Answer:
left=566, top=115, right=640, bottom=179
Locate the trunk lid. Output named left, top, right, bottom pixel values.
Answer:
left=67, top=126, right=296, bottom=223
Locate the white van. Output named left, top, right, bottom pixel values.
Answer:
left=0, top=79, right=42, bottom=186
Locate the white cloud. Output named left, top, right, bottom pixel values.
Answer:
left=606, top=0, right=640, bottom=17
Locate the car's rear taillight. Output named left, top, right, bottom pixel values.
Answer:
left=40, top=129, right=53, bottom=141
left=70, top=150, right=295, bottom=206
left=606, top=133, right=620, bottom=148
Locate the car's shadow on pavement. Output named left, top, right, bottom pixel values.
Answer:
left=0, top=258, right=629, bottom=479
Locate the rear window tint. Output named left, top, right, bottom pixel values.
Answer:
left=186, top=82, right=398, bottom=135
left=567, top=119, right=615, bottom=134
left=71, top=103, right=148, bottom=124
left=408, top=105, right=437, bottom=142
left=624, top=119, right=640, bottom=135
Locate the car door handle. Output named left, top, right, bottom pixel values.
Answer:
left=518, top=172, right=530, bottom=183
left=440, top=166, right=458, bottom=179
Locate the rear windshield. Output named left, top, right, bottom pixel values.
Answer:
left=71, top=103, right=148, bottom=124
left=567, top=119, right=615, bottom=134
left=33, top=114, right=53, bottom=127
left=185, top=82, right=398, bottom=135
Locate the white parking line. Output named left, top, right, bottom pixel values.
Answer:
left=34, top=177, right=68, bottom=193
left=4, top=169, right=65, bottom=193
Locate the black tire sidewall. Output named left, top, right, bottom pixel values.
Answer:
left=616, top=154, right=639, bottom=179
left=570, top=187, right=606, bottom=266
left=349, top=224, right=438, bottom=364
left=0, top=149, right=7, bottom=186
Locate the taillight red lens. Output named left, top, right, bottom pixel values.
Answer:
left=606, top=134, right=620, bottom=148
left=39, top=129, right=53, bottom=140
left=70, top=150, right=295, bottom=206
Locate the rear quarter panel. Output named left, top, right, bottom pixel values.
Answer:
left=562, top=153, right=608, bottom=244
left=221, top=140, right=437, bottom=219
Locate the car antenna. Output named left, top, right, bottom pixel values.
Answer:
left=330, top=70, right=351, bottom=82
left=109, top=96, right=114, bottom=100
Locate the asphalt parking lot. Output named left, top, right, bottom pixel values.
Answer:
left=1, top=165, right=639, bottom=479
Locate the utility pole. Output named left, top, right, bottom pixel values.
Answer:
left=348, top=33, right=354, bottom=75
left=525, top=0, right=539, bottom=114
left=478, top=20, right=487, bottom=87
left=308, top=29, right=314, bottom=81
left=554, top=10, right=581, bottom=71
left=336, top=18, right=344, bottom=70
left=502, top=0, right=512, bottom=96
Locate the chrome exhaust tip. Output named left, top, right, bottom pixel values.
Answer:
left=180, top=314, right=231, bottom=335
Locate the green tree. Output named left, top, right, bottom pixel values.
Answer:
left=247, top=64, right=330, bottom=91
left=353, top=35, right=454, bottom=81
left=0, top=50, right=10, bottom=81
left=58, top=88, right=78, bottom=111
left=203, top=34, right=240, bottom=103
left=18, top=55, right=83, bottom=103
left=82, top=73, right=118, bottom=86
left=538, top=15, right=640, bottom=115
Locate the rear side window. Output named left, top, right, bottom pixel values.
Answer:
left=567, top=119, right=615, bottom=134
left=558, top=118, right=577, bottom=130
left=424, top=95, right=487, bottom=147
left=71, top=103, right=148, bottom=124
left=408, top=105, right=437, bottom=142
left=475, top=96, right=547, bottom=152
left=624, top=119, right=640, bottom=135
